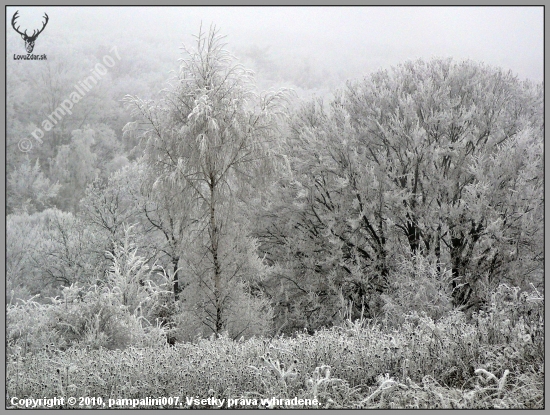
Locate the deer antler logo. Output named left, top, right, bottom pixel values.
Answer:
left=11, top=10, right=49, bottom=54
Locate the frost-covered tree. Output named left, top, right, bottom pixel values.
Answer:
left=7, top=157, right=60, bottom=214
left=343, top=58, right=542, bottom=307
left=79, top=162, right=151, bottom=273
left=50, top=128, right=99, bottom=212
left=7, top=211, right=49, bottom=301
left=124, top=26, right=288, bottom=336
left=38, top=209, right=97, bottom=287
left=260, top=58, right=542, bottom=326
left=7, top=208, right=98, bottom=302
left=256, top=97, right=393, bottom=327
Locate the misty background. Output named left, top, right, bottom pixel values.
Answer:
left=7, top=6, right=544, bottom=97
left=5, top=8, right=544, bottom=406
left=6, top=6, right=543, bottom=195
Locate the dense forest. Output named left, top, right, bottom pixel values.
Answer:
left=6, top=24, right=543, bottom=409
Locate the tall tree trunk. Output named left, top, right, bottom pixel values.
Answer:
left=173, top=256, right=180, bottom=300
left=434, top=225, right=441, bottom=274
left=406, top=161, right=422, bottom=254
left=450, top=221, right=484, bottom=308
left=450, top=233, right=467, bottom=306
left=406, top=217, right=421, bottom=254
left=209, top=182, right=223, bottom=336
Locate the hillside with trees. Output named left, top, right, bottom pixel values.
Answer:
left=6, top=26, right=543, bottom=409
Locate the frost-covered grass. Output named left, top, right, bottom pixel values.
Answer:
left=6, top=285, right=543, bottom=409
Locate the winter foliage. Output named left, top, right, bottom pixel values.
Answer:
left=6, top=25, right=543, bottom=408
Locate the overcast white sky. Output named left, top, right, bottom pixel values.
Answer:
left=7, top=6, right=543, bottom=83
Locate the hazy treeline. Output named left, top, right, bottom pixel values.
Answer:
left=6, top=26, right=543, bottom=346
